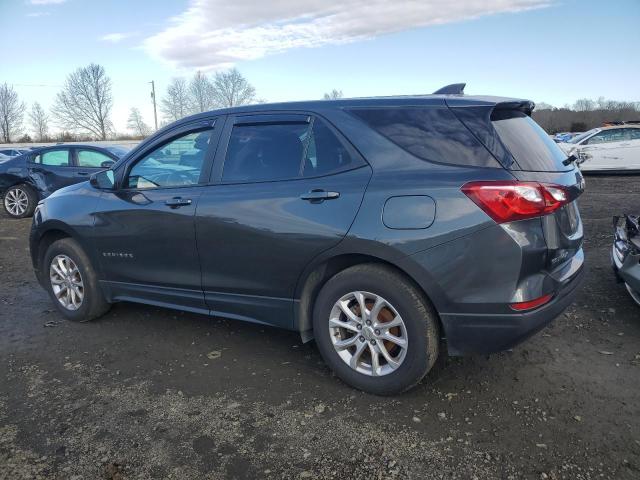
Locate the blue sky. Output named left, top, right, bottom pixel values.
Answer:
left=1, top=0, right=638, bottom=134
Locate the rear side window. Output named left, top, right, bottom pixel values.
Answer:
left=303, top=118, right=361, bottom=177
left=491, top=110, right=570, bottom=171
left=223, top=123, right=308, bottom=182
left=36, top=150, right=70, bottom=166
left=349, top=107, right=500, bottom=168
left=77, top=149, right=113, bottom=168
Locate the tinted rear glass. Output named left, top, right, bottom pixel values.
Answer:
left=349, top=107, right=500, bottom=168
left=491, top=110, right=571, bottom=172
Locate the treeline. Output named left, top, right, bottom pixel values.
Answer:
left=533, top=98, right=640, bottom=134
left=0, top=64, right=262, bottom=143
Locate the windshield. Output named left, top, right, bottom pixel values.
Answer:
left=568, top=129, right=598, bottom=144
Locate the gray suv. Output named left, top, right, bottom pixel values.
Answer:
left=30, top=85, right=585, bottom=394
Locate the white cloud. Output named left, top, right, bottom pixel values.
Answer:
left=143, top=0, right=553, bottom=70
left=28, top=0, right=67, bottom=5
left=100, top=32, right=136, bottom=43
left=26, top=11, right=51, bottom=17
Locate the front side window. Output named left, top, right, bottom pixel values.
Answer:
left=302, top=118, right=361, bottom=177
left=586, top=129, right=625, bottom=145
left=126, top=129, right=213, bottom=189
left=77, top=149, right=113, bottom=168
left=222, top=123, right=308, bottom=182
left=37, top=150, right=70, bottom=166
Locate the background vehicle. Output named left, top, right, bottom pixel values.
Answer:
left=558, top=124, right=640, bottom=172
left=30, top=87, right=585, bottom=394
left=553, top=132, right=581, bottom=143
left=0, top=144, right=126, bottom=218
left=612, top=214, right=640, bottom=306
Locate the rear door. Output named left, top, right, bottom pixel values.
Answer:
left=488, top=108, right=584, bottom=271
left=617, top=128, right=640, bottom=170
left=195, top=113, right=372, bottom=328
left=28, top=148, right=77, bottom=196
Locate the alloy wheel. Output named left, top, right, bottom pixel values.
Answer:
left=49, top=254, right=84, bottom=310
left=329, top=291, right=408, bottom=376
left=4, top=188, right=28, bottom=216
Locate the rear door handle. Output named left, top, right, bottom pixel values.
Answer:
left=77, top=171, right=90, bottom=176
left=165, top=197, right=192, bottom=208
left=300, top=190, right=340, bottom=202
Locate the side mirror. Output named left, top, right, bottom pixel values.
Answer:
left=90, top=169, right=115, bottom=190
left=100, top=159, right=116, bottom=168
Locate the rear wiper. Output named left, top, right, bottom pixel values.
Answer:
left=562, top=154, right=578, bottom=166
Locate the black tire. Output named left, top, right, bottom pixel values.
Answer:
left=313, top=263, right=439, bottom=395
left=43, top=238, right=111, bottom=322
left=3, top=184, right=37, bottom=218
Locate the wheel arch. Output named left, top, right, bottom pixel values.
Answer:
left=294, top=251, right=443, bottom=343
left=31, top=222, right=91, bottom=284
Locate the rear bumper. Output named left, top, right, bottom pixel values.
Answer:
left=441, top=264, right=585, bottom=356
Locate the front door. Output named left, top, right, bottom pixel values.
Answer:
left=195, top=113, right=372, bottom=328
left=91, top=121, right=220, bottom=313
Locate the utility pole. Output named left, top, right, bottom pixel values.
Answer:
left=149, top=80, right=158, bottom=131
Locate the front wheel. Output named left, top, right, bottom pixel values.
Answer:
left=44, top=238, right=111, bottom=322
left=3, top=184, right=37, bottom=218
left=313, top=264, right=439, bottom=395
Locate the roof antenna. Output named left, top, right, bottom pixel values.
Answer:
left=433, top=83, right=466, bottom=95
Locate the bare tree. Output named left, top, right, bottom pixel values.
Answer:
left=52, top=63, right=113, bottom=140
left=0, top=83, right=26, bottom=143
left=29, top=102, right=49, bottom=141
left=189, top=71, right=214, bottom=113
left=211, top=68, right=257, bottom=108
left=161, top=77, right=190, bottom=122
left=323, top=89, right=344, bottom=100
left=127, top=107, right=151, bottom=137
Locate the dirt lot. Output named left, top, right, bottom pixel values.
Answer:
left=1, top=175, right=639, bottom=480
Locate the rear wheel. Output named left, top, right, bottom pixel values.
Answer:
left=3, top=184, right=37, bottom=218
left=313, top=264, right=439, bottom=395
left=44, top=238, right=111, bottom=322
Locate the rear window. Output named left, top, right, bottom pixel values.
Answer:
left=491, top=110, right=571, bottom=172
left=349, top=107, right=500, bottom=168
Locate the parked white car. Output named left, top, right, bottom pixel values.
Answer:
left=558, top=124, right=640, bottom=172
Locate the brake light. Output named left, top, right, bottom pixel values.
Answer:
left=461, top=181, right=570, bottom=223
left=510, top=293, right=553, bottom=311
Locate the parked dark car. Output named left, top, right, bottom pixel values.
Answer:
left=0, top=144, right=128, bottom=218
left=29, top=87, right=585, bottom=394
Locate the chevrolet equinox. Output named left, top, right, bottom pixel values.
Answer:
left=30, top=84, right=585, bottom=394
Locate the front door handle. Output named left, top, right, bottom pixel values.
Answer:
left=300, top=190, right=340, bottom=202
left=165, top=197, right=192, bottom=208
left=77, top=171, right=90, bottom=176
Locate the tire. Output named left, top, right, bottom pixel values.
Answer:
left=43, top=238, right=111, bottom=322
left=313, top=263, right=439, bottom=395
left=3, top=184, right=37, bottom=218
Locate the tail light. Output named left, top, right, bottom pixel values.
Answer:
left=510, top=293, right=553, bottom=311
left=461, top=181, right=570, bottom=223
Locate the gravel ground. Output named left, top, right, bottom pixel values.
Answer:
left=1, top=175, right=639, bottom=480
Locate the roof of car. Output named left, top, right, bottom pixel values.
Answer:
left=197, top=94, right=530, bottom=116
left=599, top=123, right=640, bottom=130
left=171, top=93, right=532, bottom=127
